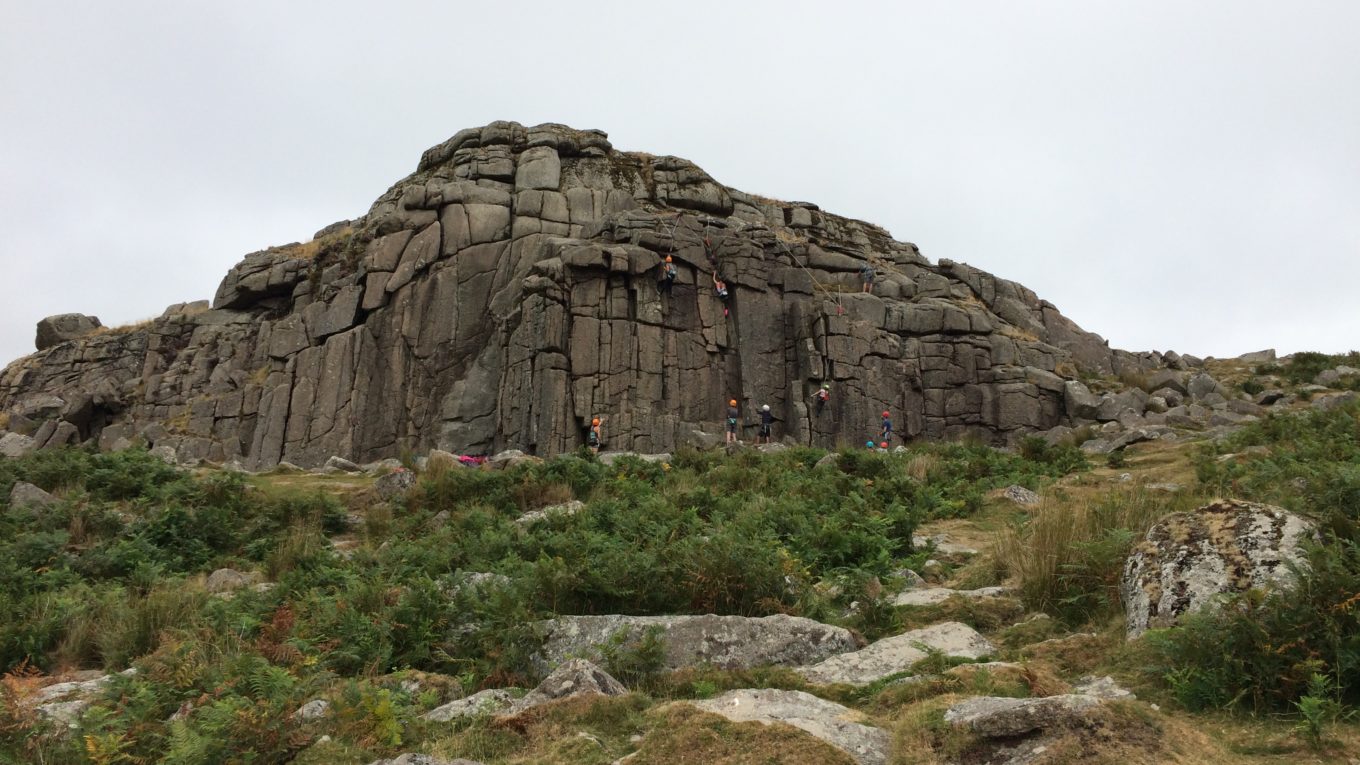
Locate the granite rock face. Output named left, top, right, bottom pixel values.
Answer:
left=1, top=121, right=1158, bottom=468
left=1122, top=499, right=1316, bottom=638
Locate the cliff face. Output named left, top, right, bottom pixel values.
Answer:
left=0, top=121, right=1155, bottom=468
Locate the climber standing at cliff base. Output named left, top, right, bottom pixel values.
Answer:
left=881, top=410, right=893, bottom=443
left=759, top=404, right=773, bottom=444
left=726, top=399, right=740, bottom=444
left=588, top=417, right=602, bottom=454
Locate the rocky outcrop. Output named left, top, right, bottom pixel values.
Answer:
left=1121, top=499, right=1316, bottom=638
left=688, top=689, right=891, bottom=765
left=1, top=121, right=1153, bottom=468
left=535, top=613, right=858, bottom=673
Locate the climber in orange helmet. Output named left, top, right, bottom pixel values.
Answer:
left=588, top=417, right=602, bottom=454
left=726, top=399, right=739, bottom=444
left=659, top=255, right=677, bottom=297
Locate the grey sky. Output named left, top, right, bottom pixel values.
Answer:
left=2, top=1, right=1357, bottom=368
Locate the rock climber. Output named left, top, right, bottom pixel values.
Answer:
left=865, top=440, right=875, bottom=449
left=860, top=261, right=875, bottom=293
left=726, top=399, right=740, bottom=444
left=588, top=417, right=602, bottom=454
left=814, top=383, right=830, bottom=415
left=759, top=404, right=774, bottom=444
left=713, top=272, right=730, bottom=316
left=659, top=255, right=677, bottom=297
left=881, top=410, right=893, bottom=442
left=878, top=441, right=889, bottom=453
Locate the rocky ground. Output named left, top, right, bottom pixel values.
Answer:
left=6, top=354, right=1359, bottom=764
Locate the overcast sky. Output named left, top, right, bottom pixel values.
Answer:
left=2, top=1, right=1357, bottom=368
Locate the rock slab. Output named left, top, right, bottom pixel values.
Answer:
left=689, top=689, right=890, bottom=765
left=797, top=621, right=995, bottom=686
left=536, top=613, right=858, bottom=674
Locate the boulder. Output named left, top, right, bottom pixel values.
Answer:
left=206, top=567, right=258, bottom=594
left=9, top=481, right=57, bottom=510
left=1316, top=366, right=1360, bottom=387
left=509, top=659, right=627, bottom=714
left=35, top=313, right=102, bottom=351
left=423, top=688, right=520, bottom=721
left=536, top=614, right=858, bottom=674
left=374, top=468, right=417, bottom=501
left=515, top=499, right=585, bottom=526
left=797, top=622, right=995, bottom=686
left=596, top=451, right=671, bottom=466
left=1237, top=349, right=1276, bottom=364
left=323, top=455, right=362, bottom=473
left=1000, top=485, right=1040, bottom=506
left=688, top=689, right=891, bottom=765
left=366, top=756, right=483, bottom=765
left=291, top=699, right=331, bottom=720
left=1062, top=381, right=1102, bottom=420
left=891, top=586, right=1012, bottom=608
left=0, top=432, right=37, bottom=458
left=944, top=694, right=1101, bottom=738
left=1122, top=499, right=1316, bottom=637
left=1186, top=373, right=1225, bottom=402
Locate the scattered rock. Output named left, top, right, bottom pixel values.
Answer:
left=1255, top=390, right=1286, bottom=406
left=944, top=694, right=1101, bottom=738
left=0, top=432, right=37, bottom=458
left=597, top=452, right=672, bottom=466
left=891, top=586, right=1012, bottom=608
left=374, top=468, right=417, bottom=501
left=1073, top=676, right=1135, bottom=700
left=291, top=699, right=331, bottom=720
left=1315, top=366, right=1360, bottom=387
left=515, top=500, right=585, bottom=526
left=1000, top=485, right=1040, bottom=506
left=366, top=755, right=483, bottom=765
left=1122, top=499, right=1317, bottom=638
left=1144, top=482, right=1182, bottom=493
left=37, top=699, right=91, bottom=728
left=1313, top=391, right=1359, bottom=411
left=9, top=481, right=57, bottom=510
left=423, top=689, right=520, bottom=721
left=149, top=444, right=178, bottom=465
left=814, top=453, right=840, bottom=470
left=1237, top=349, right=1276, bottom=364
left=536, top=614, right=858, bottom=674
left=688, top=689, right=891, bottom=765
left=509, top=659, right=627, bottom=715
left=205, top=568, right=259, bottom=594
left=488, top=449, right=539, bottom=470
left=323, top=455, right=362, bottom=473
left=912, top=534, right=978, bottom=557
left=797, top=622, right=995, bottom=686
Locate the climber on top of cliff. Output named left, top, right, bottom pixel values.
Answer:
left=659, top=255, right=677, bottom=297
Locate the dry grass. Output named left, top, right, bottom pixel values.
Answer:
left=630, top=703, right=857, bottom=765
left=905, top=453, right=942, bottom=482
left=281, top=225, right=355, bottom=262
left=774, top=227, right=808, bottom=245
left=998, top=324, right=1041, bottom=343
left=90, top=318, right=155, bottom=337
left=0, top=411, right=9, bottom=431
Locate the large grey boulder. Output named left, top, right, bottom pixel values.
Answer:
left=1122, top=499, right=1316, bottom=638
left=9, top=481, right=57, bottom=510
left=1186, top=372, right=1226, bottom=402
left=515, top=500, right=584, bottom=526
left=1237, top=349, right=1276, bottom=364
left=35, top=313, right=102, bottom=351
left=374, top=468, right=417, bottom=501
left=1062, top=381, right=1102, bottom=420
left=944, top=694, right=1102, bottom=738
left=797, top=622, right=995, bottom=686
left=206, top=567, right=258, bottom=594
left=689, top=689, right=891, bottom=765
left=1316, top=365, right=1360, bottom=387
left=0, top=432, right=37, bottom=458
left=535, top=614, right=857, bottom=674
